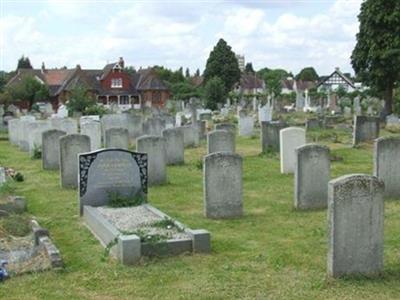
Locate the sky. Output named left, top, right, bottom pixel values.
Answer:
left=0, top=0, right=362, bottom=76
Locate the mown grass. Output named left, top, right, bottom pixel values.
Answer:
left=0, top=127, right=400, bottom=299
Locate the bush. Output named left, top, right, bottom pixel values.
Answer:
left=84, top=104, right=109, bottom=117
left=12, top=172, right=24, bottom=182
left=31, top=145, right=42, bottom=159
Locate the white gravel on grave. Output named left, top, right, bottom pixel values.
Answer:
left=97, top=205, right=190, bottom=241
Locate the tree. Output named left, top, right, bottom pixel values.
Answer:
left=8, top=75, right=49, bottom=109
left=351, top=0, right=400, bottom=116
left=258, top=68, right=289, bottom=97
left=204, top=76, right=225, bottom=110
left=65, top=86, right=96, bottom=114
left=195, top=69, right=200, bottom=77
left=185, top=68, right=190, bottom=78
left=17, top=55, right=33, bottom=69
left=245, top=63, right=254, bottom=73
left=170, top=81, right=202, bottom=101
left=124, top=66, right=136, bottom=75
left=203, top=38, right=241, bottom=93
left=295, top=67, right=319, bottom=81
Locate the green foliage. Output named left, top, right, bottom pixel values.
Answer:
left=170, top=81, right=202, bottom=101
left=31, top=145, right=42, bottom=160
left=335, top=85, right=347, bottom=99
left=195, top=158, right=203, bottom=170
left=151, top=217, right=183, bottom=232
left=65, top=86, right=96, bottom=115
left=123, top=66, right=136, bottom=75
left=17, top=55, right=33, bottom=69
left=8, top=75, right=49, bottom=109
left=154, top=66, right=185, bottom=84
left=84, top=103, right=109, bottom=117
left=351, top=0, right=400, bottom=115
left=12, top=172, right=24, bottom=182
left=0, top=181, right=16, bottom=197
left=203, top=38, right=241, bottom=93
left=295, top=67, right=319, bottom=81
left=245, top=63, right=254, bottom=73
left=204, top=76, right=226, bottom=110
left=107, top=191, right=146, bottom=208
left=394, top=88, right=400, bottom=115
left=258, top=68, right=289, bottom=97
left=0, top=214, right=31, bottom=237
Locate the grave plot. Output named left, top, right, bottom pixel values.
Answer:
left=79, top=149, right=210, bottom=266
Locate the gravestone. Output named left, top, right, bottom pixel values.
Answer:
left=353, top=116, right=380, bottom=145
left=42, top=129, right=66, bottom=170
left=59, top=134, right=91, bottom=188
left=7, top=119, right=19, bottom=145
left=373, top=136, right=400, bottom=198
left=78, top=149, right=147, bottom=215
left=125, top=114, right=143, bottom=142
left=0, top=167, right=5, bottom=186
left=215, top=123, right=235, bottom=135
left=280, top=127, right=306, bottom=174
left=19, top=116, right=36, bottom=151
left=196, top=120, right=207, bottom=140
left=142, top=118, right=165, bottom=136
left=136, top=136, right=167, bottom=185
left=105, top=128, right=129, bottom=149
left=56, top=105, right=68, bottom=118
left=181, top=125, right=199, bottom=147
left=354, top=96, right=361, bottom=115
left=27, top=120, right=51, bottom=154
left=204, top=152, right=243, bottom=218
left=305, top=118, right=321, bottom=130
left=207, top=130, right=235, bottom=154
left=258, top=104, right=272, bottom=123
left=260, top=121, right=286, bottom=152
left=81, top=121, right=102, bottom=151
left=327, top=174, right=384, bottom=277
left=162, top=128, right=184, bottom=165
left=80, top=115, right=100, bottom=126
left=51, top=118, right=78, bottom=134
left=295, top=144, right=330, bottom=209
left=101, top=114, right=128, bottom=139
left=238, top=116, right=254, bottom=136
left=386, top=114, right=399, bottom=125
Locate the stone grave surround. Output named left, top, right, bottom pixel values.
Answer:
left=353, top=115, right=380, bottom=145
left=162, top=128, right=184, bottom=165
left=280, top=127, right=306, bottom=174
left=105, top=127, right=129, bottom=149
left=327, top=174, right=384, bottom=277
left=373, top=136, right=400, bottom=198
left=42, top=129, right=67, bottom=170
left=78, top=149, right=148, bottom=215
left=207, top=130, right=235, bottom=154
left=294, top=144, right=330, bottom=210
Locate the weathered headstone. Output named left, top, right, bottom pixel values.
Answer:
left=260, top=121, right=286, bottom=152
left=373, top=136, right=400, bottom=198
left=305, top=118, right=321, bottom=130
left=353, top=116, right=380, bottom=145
left=181, top=125, right=199, bottom=147
left=51, top=118, right=78, bottom=135
left=125, top=114, right=143, bottom=142
left=354, top=96, right=361, bottom=115
left=142, top=118, right=165, bottom=136
left=215, top=123, right=235, bottom=135
left=238, top=116, right=254, bottom=136
left=280, top=127, right=306, bottom=174
left=196, top=120, right=207, bottom=140
left=136, top=136, right=167, bottom=185
left=207, top=130, right=235, bottom=154
left=19, top=116, right=36, bottom=151
left=0, top=167, right=5, bottom=186
left=7, top=119, right=20, bottom=145
left=327, top=174, right=384, bottom=277
left=162, top=128, right=184, bottom=165
left=204, top=152, right=243, bottom=218
left=42, top=129, right=66, bottom=170
left=105, top=128, right=129, bottom=149
left=80, top=115, right=100, bottom=126
left=59, top=134, right=91, bottom=188
left=78, top=149, right=147, bottom=215
left=27, top=120, right=51, bottom=154
left=101, top=114, right=128, bottom=139
left=258, top=104, right=272, bottom=123
left=81, top=121, right=102, bottom=151
left=295, top=144, right=330, bottom=209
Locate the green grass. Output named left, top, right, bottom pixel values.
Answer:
left=1, top=128, right=400, bottom=299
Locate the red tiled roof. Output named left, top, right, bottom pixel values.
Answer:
left=43, top=70, right=74, bottom=85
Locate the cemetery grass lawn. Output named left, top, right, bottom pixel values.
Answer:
left=1, top=128, right=400, bottom=299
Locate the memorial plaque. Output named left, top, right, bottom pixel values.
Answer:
left=78, top=149, right=147, bottom=215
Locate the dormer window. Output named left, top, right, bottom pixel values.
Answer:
left=111, top=78, right=123, bottom=88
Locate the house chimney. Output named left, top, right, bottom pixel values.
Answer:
left=119, top=57, right=124, bottom=68
left=41, top=62, right=46, bottom=73
left=335, top=67, right=340, bottom=72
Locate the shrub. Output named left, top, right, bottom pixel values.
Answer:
left=31, top=145, right=42, bottom=159
left=12, top=172, right=24, bottom=182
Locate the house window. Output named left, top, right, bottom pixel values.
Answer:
left=111, top=78, right=123, bottom=88
left=119, top=95, right=130, bottom=105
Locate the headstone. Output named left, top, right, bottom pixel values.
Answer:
left=81, top=121, right=102, bottom=151
left=195, top=120, right=206, bottom=140
left=327, top=174, right=384, bottom=277
left=57, top=105, right=68, bottom=118
left=78, top=149, right=148, bottom=215
left=0, top=167, right=5, bottom=186
left=207, top=130, right=235, bottom=154
left=101, top=114, right=128, bottom=139
left=344, top=107, right=352, bottom=117
left=27, top=120, right=51, bottom=154
left=142, top=117, right=165, bottom=136
left=258, top=104, right=272, bottom=123
left=125, top=114, right=143, bottom=142
left=19, top=116, right=36, bottom=151
left=295, top=144, right=330, bottom=209
left=59, top=134, right=91, bottom=188
left=215, top=123, right=235, bottom=135
left=305, top=118, right=321, bottom=130
left=136, top=136, right=167, bottom=185
left=280, top=127, right=306, bottom=174
left=42, top=129, right=67, bottom=170
left=7, top=119, right=19, bottom=145
left=204, top=152, right=243, bottom=218
left=353, top=116, right=380, bottom=145
left=296, top=91, right=305, bottom=111
left=386, top=114, right=399, bottom=125
left=80, top=115, right=100, bottom=126
left=373, top=137, right=400, bottom=198
left=238, top=116, right=254, bottom=136
left=354, top=96, right=361, bottom=115
left=51, top=118, right=78, bottom=134
left=162, top=128, right=184, bottom=165
left=181, top=125, right=199, bottom=147
left=260, top=121, right=286, bottom=152
left=105, top=128, right=129, bottom=149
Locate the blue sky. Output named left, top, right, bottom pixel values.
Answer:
left=0, top=0, right=362, bottom=76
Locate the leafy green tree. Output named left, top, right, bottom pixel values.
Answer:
left=185, top=68, right=190, bottom=78
left=204, top=76, right=225, bottom=110
left=203, top=38, right=241, bottom=93
left=124, top=66, right=136, bottom=75
left=259, top=69, right=289, bottom=97
left=170, top=81, right=202, bottom=101
left=8, top=75, right=49, bottom=109
left=295, top=67, right=319, bottom=81
left=245, top=63, right=254, bottom=73
left=65, top=86, right=96, bottom=115
left=195, top=69, right=200, bottom=77
left=17, top=55, right=33, bottom=69
left=351, top=0, right=400, bottom=116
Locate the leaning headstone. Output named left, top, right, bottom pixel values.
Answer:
left=204, top=152, right=243, bottom=218
left=238, top=116, right=254, bottom=136
left=280, top=127, right=306, bottom=174
left=59, top=134, right=91, bottom=188
left=327, top=174, right=384, bottom=277
left=78, top=149, right=147, bottom=215
left=260, top=121, right=286, bottom=152
left=162, top=128, right=184, bottom=165
left=181, top=125, right=199, bottom=147
left=81, top=121, right=102, bottom=151
left=373, top=136, right=400, bottom=198
left=105, top=128, right=129, bottom=149
left=295, top=144, right=330, bottom=209
left=207, top=130, right=235, bottom=154
left=136, top=136, right=167, bottom=185
left=215, top=123, right=235, bottom=135
left=42, top=129, right=66, bottom=170
left=353, top=116, right=380, bottom=145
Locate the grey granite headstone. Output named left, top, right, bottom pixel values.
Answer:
left=327, top=174, right=384, bottom=277
left=78, top=149, right=147, bottom=215
left=59, top=134, right=91, bottom=189
left=215, top=123, right=236, bottom=135
left=305, top=118, right=321, bottom=130
left=42, top=129, right=66, bottom=170
left=101, top=114, right=128, bottom=139
left=7, top=119, right=20, bottom=145
left=181, top=125, right=199, bottom=147
left=238, top=116, right=254, bottom=136
left=125, top=114, right=143, bottom=142
left=373, top=136, right=400, bottom=198
left=260, top=121, right=287, bottom=152
left=0, top=167, right=5, bottom=186
left=204, top=152, right=243, bottom=219
left=142, top=118, right=165, bottom=136
left=162, top=128, right=184, bottom=165
left=353, top=115, right=380, bottom=145
left=81, top=121, right=102, bottom=151
left=105, top=127, right=129, bottom=149
left=280, top=127, right=306, bottom=174
left=295, top=144, right=330, bottom=209
left=207, top=130, right=235, bottom=154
